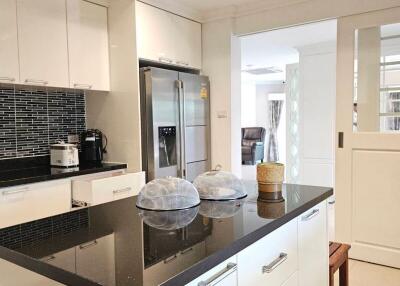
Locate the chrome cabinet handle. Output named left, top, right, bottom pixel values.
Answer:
left=113, top=187, right=132, bottom=194
left=42, top=255, right=56, bottom=262
left=0, top=77, right=15, bottom=82
left=25, top=79, right=48, bottom=85
left=302, top=209, right=320, bottom=221
left=262, top=253, right=287, bottom=274
left=180, top=247, right=193, bottom=255
left=159, top=56, right=173, bottom=63
left=164, top=254, right=178, bottom=264
left=2, top=187, right=29, bottom=196
left=198, top=262, right=237, bottom=286
left=79, top=240, right=98, bottom=250
left=73, top=83, right=92, bottom=89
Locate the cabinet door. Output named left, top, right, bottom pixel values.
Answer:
left=173, top=16, right=201, bottom=69
left=282, top=271, right=298, bottom=286
left=41, top=248, right=76, bottom=274
left=135, top=1, right=202, bottom=69
left=0, top=0, right=19, bottom=84
left=17, top=0, right=69, bottom=88
left=237, top=219, right=298, bottom=286
left=67, top=0, right=110, bottom=91
left=0, top=180, right=71, bottom=228
left=298, top=201, right=328, bottom=286
left=136, top=1, right=173, bottom=64
left=76, top=234, right=115, bottom=286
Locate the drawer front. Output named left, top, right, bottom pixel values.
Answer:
left=40, top=247, right=76, bottom=273
left=282, top=271, right=298, bottom=286
left=298, top=201, right=328, bottom=286
left=237, top=218, right=298, bottom=286
left=186, top=255, right=237, bottom=286
left=0, top=180, right=71, bottom=228
left=72, top=172, right=145, bottom=206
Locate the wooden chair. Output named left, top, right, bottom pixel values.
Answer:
left=329, top=242, right=351, bottom=286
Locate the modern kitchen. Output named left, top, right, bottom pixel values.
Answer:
left=0, top=1, right=399, bottom=286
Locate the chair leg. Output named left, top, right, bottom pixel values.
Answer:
left=329, top=268, right=335, bottom=286
left=261, top=159, right=264, bottom=163
left=339, top=256, right=349, bottom=286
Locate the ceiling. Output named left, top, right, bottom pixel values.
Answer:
left=241, top=20, right=337, bottom=82
left=171, top=0, right=260, bottom=12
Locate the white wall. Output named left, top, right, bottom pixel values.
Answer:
left=202, top=18, right=242, bottom=174
left=296, top=41, right=336, bottom=187
left=241, top=79, right=256, bottom=127
left=86, top=0, right=141, bottom=172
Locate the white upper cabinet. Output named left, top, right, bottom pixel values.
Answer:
left=67, top=0, right=110, bottom=91
left=17, top=0, right=69, bottom=88
left=136, top=1, right=202, bottom=70
left=0, top=0, right=19, bottom=84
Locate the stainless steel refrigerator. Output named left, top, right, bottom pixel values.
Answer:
left=140, top=67, right=211, bottom=182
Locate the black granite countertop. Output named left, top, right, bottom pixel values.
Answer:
left=0, top=182, right=333, bottom=286
left=0, top=156, right=127, bottom=188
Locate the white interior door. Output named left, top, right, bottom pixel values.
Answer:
left=336, top=7, right=400, bottom=268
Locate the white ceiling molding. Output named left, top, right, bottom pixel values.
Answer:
left=137, top=0, right=203, bottom=22
left=201, top=0, right=311, bottom=23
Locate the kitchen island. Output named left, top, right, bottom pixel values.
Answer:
left=0, top=182, right=333, bottom=286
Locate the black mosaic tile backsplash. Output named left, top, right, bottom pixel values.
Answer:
left=0, top=209, right=89, bottom=250
left=0, top=87, right=86, bottom=159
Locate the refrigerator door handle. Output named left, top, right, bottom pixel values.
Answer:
left=177, top=80, right=186, bottom=179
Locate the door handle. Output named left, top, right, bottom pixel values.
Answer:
left=198, top=262, right=237, bottom=286
left=113, top=187, right=132, bottom=194
left=79, top=240, right=98, bottom=250
left=73, top=83, right=92, bottom=89
left=302, top=209, right=320, bottom=221
left=338, top=132, right=344, bottom=148
left=0, top=77, right=15, bottom=82
left=25, top=79, right=48, bottom=85
left=262, top=253, right=288, bottom=273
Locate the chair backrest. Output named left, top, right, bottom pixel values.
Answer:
left=241, top=127, right=266, bottom=145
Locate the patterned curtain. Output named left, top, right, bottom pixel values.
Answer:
left=267, top=100, right=284, bottom=162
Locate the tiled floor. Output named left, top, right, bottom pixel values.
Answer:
left=334, top=259, right=400, bottom=286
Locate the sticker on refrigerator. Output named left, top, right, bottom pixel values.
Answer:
left=200, top=87, right=208, bottom=99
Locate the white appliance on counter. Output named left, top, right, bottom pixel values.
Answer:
left=50, top=142, right=79, bottom=167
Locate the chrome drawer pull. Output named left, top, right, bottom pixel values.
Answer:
left=42, top=255, right=56, bottom=262
left=73, top=83, right=92, bottom=89
left=180, top=247, right=193, bottom=255
left=79, top=240, right=98, bottom=250
left=25, top=79, right=48, bottom=85
left=302, top=209, right=320, bottom=221
left=262, top=253, right=287, bottom=274
left=113, top=187, right=132, bottom=194
left=164, top=254, right=178, bottom=264
left=0, top=77, right=15, bottom=82
left=3, top=187, right=29, bottom=196
left=198, top=262, right=237, bottom=286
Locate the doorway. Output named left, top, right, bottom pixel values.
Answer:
left=239, top=20, right=337, bottom=191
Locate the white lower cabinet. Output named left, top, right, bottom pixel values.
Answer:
left=298, top=201, right=328, bottom=286
left=40, top=248, right=76, bottom=274
left=282, top=272, right=298, bottom=286
left=237, top=219, right=298, bottom=286
left=72, top=171, right=145, bottom=207
left=186, top=200, right=329, bottom=286
left=76, top=234, right=115, bottom=286
left=0, top=180, right=71, bottom=228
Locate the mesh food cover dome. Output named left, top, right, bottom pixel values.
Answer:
left=136, top=177, right=200, bottom=211
left=193, top=170, right=247, bottom=201
left=139, top=207, right=199, bottom=230
left=199, top=199, right=245, bottom=219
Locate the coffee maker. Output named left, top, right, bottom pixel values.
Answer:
left=80, top=129, right=107, bottom=163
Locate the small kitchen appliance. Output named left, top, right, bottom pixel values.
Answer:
left=80, top=129, right=106, bottom=163
left=50, top=142, right=79, bottom=167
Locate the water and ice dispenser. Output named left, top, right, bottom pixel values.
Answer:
left=158, top=126, right=177, bottom=168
